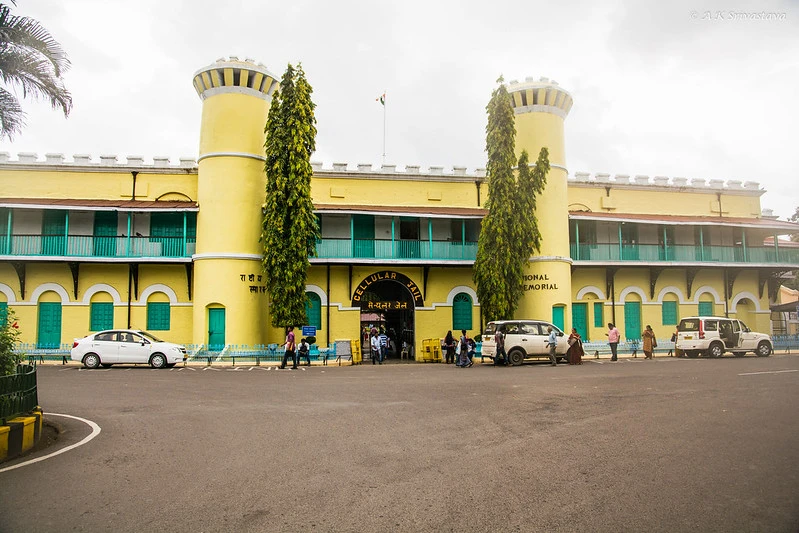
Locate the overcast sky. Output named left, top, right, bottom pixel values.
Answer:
left=2, top=0, right=797, bottom=219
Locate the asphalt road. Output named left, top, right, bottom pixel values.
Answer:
left=2, top=354, right=798, bottom=532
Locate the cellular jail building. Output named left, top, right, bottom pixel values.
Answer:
left=1, top=56, right=798, bottom=356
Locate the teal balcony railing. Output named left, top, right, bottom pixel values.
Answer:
left=315, top=238, right=478, bottom=261
left=0, top=235, right=195, bottom=258
left=571, top=243, right=799, bottom=265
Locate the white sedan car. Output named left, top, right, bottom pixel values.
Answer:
left=71, top=329, right=187, bottom=369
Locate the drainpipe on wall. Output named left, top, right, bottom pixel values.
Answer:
left=475, top=180, right=483, bottom=207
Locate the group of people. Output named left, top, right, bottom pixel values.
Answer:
left=278, top=326, right=313, bottom=369
left=442, top=330, right=476, bottom=367
left=369, top=327, right=389, bottom=364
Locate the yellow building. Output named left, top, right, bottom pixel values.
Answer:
left=1, top=58, right=798, bottom=357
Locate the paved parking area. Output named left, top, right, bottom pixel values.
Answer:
left=2, top=354, right=798, bottom=532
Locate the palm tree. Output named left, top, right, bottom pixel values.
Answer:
left=0, top=2, right=72, bottom=139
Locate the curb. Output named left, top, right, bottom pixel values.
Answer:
left=0, top=406, right=43, bottom=463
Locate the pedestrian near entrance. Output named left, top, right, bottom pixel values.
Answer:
left=378, top=329, right=388, bottom=361
left=371, top=332, right=382, bottom=364
left=642, top=325, right=656, bottom=359
left=279, top=326, right=297, bottom=369
left=443, top=331, right=456, bottom=364
left=566, top=328, right=584, bottom=365
left=606, top=323, right=620, bottom=361
left=546, top=326, right=558, bottom=366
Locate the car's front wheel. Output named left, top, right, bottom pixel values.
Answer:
left=150, top=353, right=167, bottom=368
left=756, top=342, right=772, bottom=357
left=83, top=353, right=101, bottom=369
left=507, top=349, right=525, bottom=366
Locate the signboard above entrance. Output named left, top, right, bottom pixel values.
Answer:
left=352, top=271, right=424, bottom=307
left=363, top=301, right=409, bottom=311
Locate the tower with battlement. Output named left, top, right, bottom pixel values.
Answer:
left=507, top=77, right=574, bottom=330
left=191, top=57, right=279, bottom=348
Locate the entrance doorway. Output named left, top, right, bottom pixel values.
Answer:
left=354, top=272, right=422, bottom=362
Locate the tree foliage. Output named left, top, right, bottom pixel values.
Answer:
left=261, top=63, right=319, bottom=328
left=473, top=79, right=550, bottom=322
left=0, top=2, right=72, bottom=139
left=790, top=206, right=799, bottom=243
left=0, top=307, right=22, bottom=376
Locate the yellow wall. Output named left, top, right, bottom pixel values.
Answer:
left=568, top=186, right=762, bottom=218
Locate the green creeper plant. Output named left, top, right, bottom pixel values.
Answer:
left=474, top=79, right=517, bottom=322
left=0, top=2, right=72, bottom=139
left=474, top=78, right=550, bottom=322
left=261, top=63, right=319, bottom=328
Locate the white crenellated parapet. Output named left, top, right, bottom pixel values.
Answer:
left=0, top=152, right=203, bottom=169
left=566, top=172, right=761, bottom=192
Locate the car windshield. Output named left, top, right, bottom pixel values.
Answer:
left=678, top=319, right=700, bottom=332
left=138, top=331, right=165, bottom=343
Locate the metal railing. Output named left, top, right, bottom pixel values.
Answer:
left=0, top=235, right=195, bottom=258
left=571, top=243, right=799, bottom=265
left=315, top=238, right=478, bottom=260
left=0, top=364, right=38, bottom=424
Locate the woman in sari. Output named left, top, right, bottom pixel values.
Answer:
left=642, top=325, right=656, bottom=359
left=566, top=328, right=584, bottom=365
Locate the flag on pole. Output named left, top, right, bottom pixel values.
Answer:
left=376, top=92, right=385, bottom=106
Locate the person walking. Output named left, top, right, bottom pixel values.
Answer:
left=279, top=326, right=297, bottom=369
left=371, top=332, right=382, bottom=364
left=566, top=328, right=584, bottom=365
left=642, top=325, right=656, bottom=359
left=494, top=327, right=507, bottom=366
left=546, top=325, right=558, bottom=366
left=443, top=330, right=456, bottom=364
left=457, top=329, right=472, bottom=367
left=378, top=328, right=388, bottom=361
left=606, top=323, right=620, bottom=361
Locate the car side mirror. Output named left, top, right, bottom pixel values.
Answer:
left=141, top=341, right=147, bottom=346
left=745, top=327, right=750, bottom=333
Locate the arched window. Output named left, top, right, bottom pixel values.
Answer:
left=452, top=293, right=473, bottom=331
left=305, top=292, right=322, bottom=330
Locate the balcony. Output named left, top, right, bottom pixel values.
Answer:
left=0, top=235, right=195, bottom=259
left=571, top=243, right=799, bottom=265
left=315, top=238, right=478, bottom=261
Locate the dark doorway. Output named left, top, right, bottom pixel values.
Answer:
left=359, top=280, right=415, bottom=362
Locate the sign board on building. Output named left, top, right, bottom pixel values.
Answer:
left=302, top=326, right=317, bottom=337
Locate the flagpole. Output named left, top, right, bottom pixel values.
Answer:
left=382, top=89, right=386, bottom=165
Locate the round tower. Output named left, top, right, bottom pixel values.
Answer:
left=191, top=57, right=279, bottom=349
left=507, top=77, right=574, bottom=330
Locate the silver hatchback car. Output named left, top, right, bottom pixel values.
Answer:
left=71, top=329, right=187, bottom=369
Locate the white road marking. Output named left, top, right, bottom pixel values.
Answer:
left=0, top=413, right=102, bottom=474
left=738, top=369, right=798, bottom=376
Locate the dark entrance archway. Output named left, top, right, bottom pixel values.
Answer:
left=352, top=271, right=423, bottom=361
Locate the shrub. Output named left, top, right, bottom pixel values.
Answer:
left=0, top=308, right=23, bottom=376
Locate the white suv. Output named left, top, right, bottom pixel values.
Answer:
left=675, top=316, right=773, bottom=358
left=481, top=320, right=568, bottom=365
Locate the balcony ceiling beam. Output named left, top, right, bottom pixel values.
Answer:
left=68, top=262, right=79, bottom=299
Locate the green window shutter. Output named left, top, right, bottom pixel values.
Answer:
left=662, top=301, right=678, bottom=325
left=698, top=301, right=714, bottom=317
left=90, top=302, right=114, bottom=331
left=147, top=302, right=171, bottom=330
left=151, top=212, right=185, bottom=256
left=452, top=293, right=473, bottom=330
left=0, top=302, right=7, bottom=327
left=305, top=292, right=322, bottom=329
left=594, top=302, right=604, bottom=328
